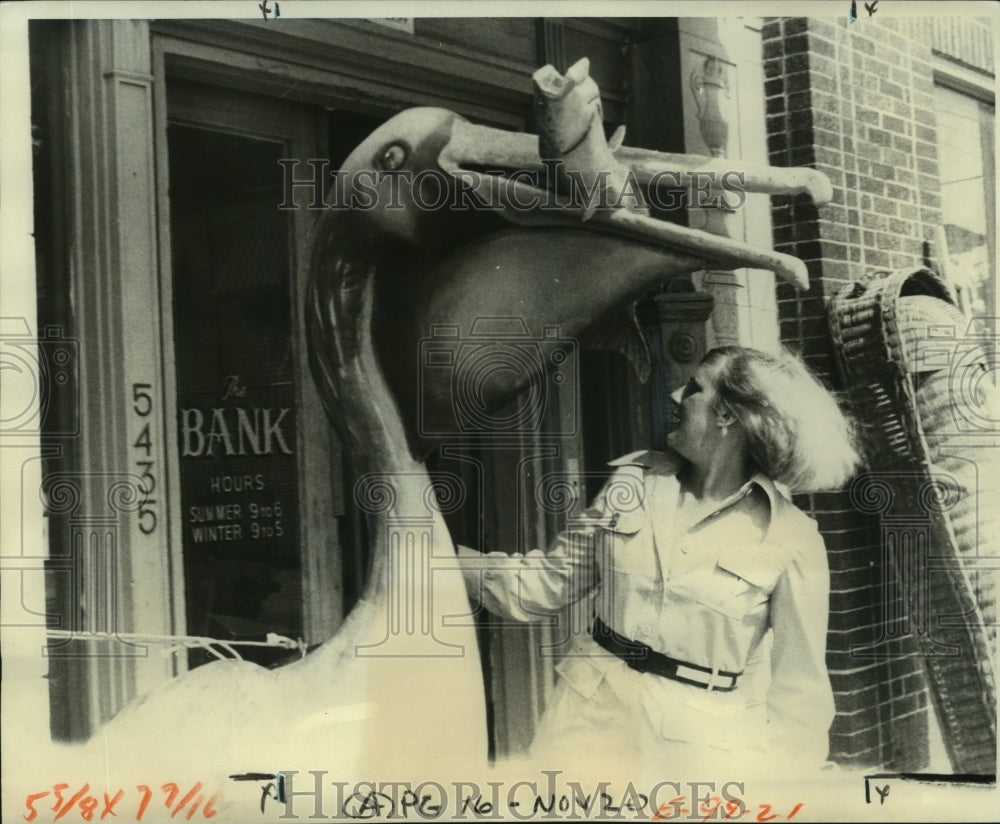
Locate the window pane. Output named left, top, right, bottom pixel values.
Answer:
left=169, top=124, right=302, bottom=669
left=934, top=84, right=996, bottom=331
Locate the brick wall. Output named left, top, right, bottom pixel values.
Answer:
left=759, top=15, right=967, bottom=769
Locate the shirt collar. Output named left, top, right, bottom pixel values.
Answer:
left=747, top=470, right=782, bottom=516
left=611, top=449, right=783, bottom=528
left=688, top=473, right=775, bottom=530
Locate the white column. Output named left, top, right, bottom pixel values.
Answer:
left=679, top=18, right=781, bottom=352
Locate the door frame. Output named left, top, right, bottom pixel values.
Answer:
left=155, top=78, right=345, bottom=653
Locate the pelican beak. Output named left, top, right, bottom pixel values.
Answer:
left=436, top=119, right=556, bottom=221
left=436, top=116, right=825, bottom=291
left=615, top=145, right=834, bottom=207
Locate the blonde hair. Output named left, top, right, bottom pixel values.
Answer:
left=703, top=346, right=861, bottom=493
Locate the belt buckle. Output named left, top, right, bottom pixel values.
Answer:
left=624, top=640, right=652, bottom=672
left=704, top=667, right=738, bottom=692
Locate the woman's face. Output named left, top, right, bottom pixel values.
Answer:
left=667, top=360, right=726, bottom=463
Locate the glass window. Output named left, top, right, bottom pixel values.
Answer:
left=934, top=84, right=996, bottom=337
left=169, top=124, right=302, bottom=670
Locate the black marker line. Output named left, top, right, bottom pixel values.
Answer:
left=864, top=772, right=995, bottom=786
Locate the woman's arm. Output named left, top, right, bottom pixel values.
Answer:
left=457, top=467, right=644, bottom=622
left=765, top=524, right=837, bottom=768
left=456, top=534, right=597, bottom=622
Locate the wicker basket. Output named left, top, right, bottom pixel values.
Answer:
left=829, top=268, right=997, bottom=774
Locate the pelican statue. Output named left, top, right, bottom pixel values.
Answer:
left=18, top=59, right=831, bottom=816
left=343, top=60, right=829, bottom=456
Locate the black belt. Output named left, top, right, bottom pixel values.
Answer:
left=590, top=617, right=741, bottom=692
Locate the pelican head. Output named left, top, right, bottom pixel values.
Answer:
left=330, top=107, right=502, bottom=257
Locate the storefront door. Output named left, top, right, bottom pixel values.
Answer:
left=163, top=81, right=349, bottom=667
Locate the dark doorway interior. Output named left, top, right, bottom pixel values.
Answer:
left=169, top=124, right=302, bottom=669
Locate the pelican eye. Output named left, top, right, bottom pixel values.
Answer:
left=379, top=143, right=407, bottom=171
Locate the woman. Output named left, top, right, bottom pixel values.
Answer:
left=459, top=346, right=860, bottom=777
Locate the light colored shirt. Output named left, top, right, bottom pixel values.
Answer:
left=458, top=449, right=835, bottom=767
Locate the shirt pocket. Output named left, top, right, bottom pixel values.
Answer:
left=597, top=511, right=650, bottom=575
left=717, top=543, right=786, bottom=592
left=555, top=657, right=606, bottom=700
left=697, top=543, right=784, bottom=618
